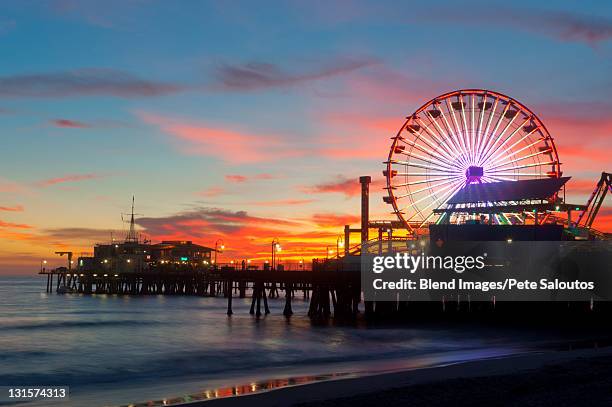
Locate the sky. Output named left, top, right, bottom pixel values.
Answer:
left=0, top=0, right=611, bottom=274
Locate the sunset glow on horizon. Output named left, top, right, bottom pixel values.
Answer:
left=1, top=1, right=611, bottom=274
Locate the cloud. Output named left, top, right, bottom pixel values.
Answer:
left=303, top=175, right=386, bottom=198
left=51, top=118, right=91, bottom=128
left=317, top=111, right=400, bottom=160
left=225, top=175, right=248, bottom=183
left=0, top=68, right=183, bottom=98
left=135, top=207, right=301, bottom=239
left=215, top=57, right=379, bottom=91
left=196, top=187, right=225, bottom=198
left=0, top=205, right=24, bottom=212
left=0, top=219, right=32, bottom=229
left=138, top=112, right=300, bottom=163
left=35, top=173, right=107, bottom=187
left=252, top=199, right=315, bottom=206
left=414, top=7, right=612, bottom=46
left=310, top=213, right=360, bottom=227
left=42, top=227, right=116, bottom=242
left=225, top=173, right=276, bottom=183
left=0, top=177, right=27, bottom=194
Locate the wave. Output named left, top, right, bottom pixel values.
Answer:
left=0, top=344, right=482, bottom=388
left=2, top=319, right=161, bottom=331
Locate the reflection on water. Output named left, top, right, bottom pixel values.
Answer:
left=1, top=277, right=609, bottom=407
left=123, top=372, right=355, bottom=407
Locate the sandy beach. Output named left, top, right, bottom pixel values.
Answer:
left=179, top=347, right=612, bottom=407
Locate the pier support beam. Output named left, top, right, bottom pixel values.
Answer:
left=283, top=283, right=293, bottom=317
left=226, top=280, right=233, bottom=316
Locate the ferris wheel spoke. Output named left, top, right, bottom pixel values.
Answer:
left=479, top=109, right=522, bottom=166
left=405, top=179, right=465, bottom=222
left=423, top=113, right=465, bottom=165
left=391, top=172, right=462, bottom=177
left=486, top=148, right=553, bottom=172
left=387, top=160, right=461, bottom=174
left=486, top=172, right=546, bottom=177
left=438, top=106, right=470, bottom=168
left=400, top=177, right=463, bottom=207
left=478, top=102, right=511, bottom=165
left=459, top=95, right=471, bottom=157
left=414, top=118, right=463, bottom=166
left=393, top=176, right=463, bottom=199
left=397, top=150, right=459, bottom=172
left=400, top=138, right=461, bottom=170
left=481, top=117, right=530, bottom=167
left=446, top=98, right=469, bottom=161
left=410, top=131, right=460, bottom=167
left=391, top=175, right=460, bottom=187
left=470, top=94, right=476, bottom=154
left=475, top=97, right=499, bottom=164
left=487, top=160, right=556, bottom=174
left=487, top=130, right=544, bottom=168
left=474, top=94, right=488, bottom=165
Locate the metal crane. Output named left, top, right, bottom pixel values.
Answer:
left=576, top=172, right=612, bottom=229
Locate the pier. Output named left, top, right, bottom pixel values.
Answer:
left=39, top=260, right=362, bottom=320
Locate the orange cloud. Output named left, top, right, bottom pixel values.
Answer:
left=0, top=205, right=24, bottom=212
left=310, top=213, right=360, bottom=227
left=0, top=177, right=26, bottom=193
left=138, top=112, right=300, bottom=164
left=252, top=199, right=315, bottom=206
left=0, top=219, right=31, bottom=229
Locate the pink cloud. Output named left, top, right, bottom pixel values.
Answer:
left=138, top=112, right=300, bottom=164
left=302, top=175, right=386, bottom=198
left=317, top=112, right=399, bottom=159
left=35, top=173, right=106, bottom=187
left=225, top=175, right=248, bottom=183
left=51, top=118, right=91, bottom=128
left=225, top=173, right=277, bottom=183
left=196, top=186, right=225, bottom=197
left=0, top=205, right=24, bottom=212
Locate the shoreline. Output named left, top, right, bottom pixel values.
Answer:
left=174, top=346, right=612, bottom=407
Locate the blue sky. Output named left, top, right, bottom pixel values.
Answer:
left=0, top=0, right=611, bottom=273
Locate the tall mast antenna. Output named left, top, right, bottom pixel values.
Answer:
left=125, top=195, right=140, bottom=243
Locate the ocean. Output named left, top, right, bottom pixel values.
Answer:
left=0, top=276, right=601, bottom=406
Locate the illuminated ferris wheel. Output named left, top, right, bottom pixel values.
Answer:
left=384, top=89, right=561, bottom=231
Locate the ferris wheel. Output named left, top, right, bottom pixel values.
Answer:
left=384, top=89, right=561, bottom=232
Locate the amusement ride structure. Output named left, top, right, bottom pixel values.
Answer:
left=345, top=89, right=610, bottom=252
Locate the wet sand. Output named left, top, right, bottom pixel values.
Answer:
left=180, top=347, right=612, bottom=407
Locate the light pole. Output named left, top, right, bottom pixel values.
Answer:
left=336, top=235, right=344, bottom=259
left=271, top=238, right=281, bottom=270
left=299, top=257, right=304, bottom=270
left=40, top=259, right=47, bottom=272
left=214, top=239, right=224, bottom=268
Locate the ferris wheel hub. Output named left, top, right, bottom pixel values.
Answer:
left=466, top=166, right=484, bottom=184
